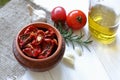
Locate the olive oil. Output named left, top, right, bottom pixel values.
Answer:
left=88, top=4, right=118, bottom=44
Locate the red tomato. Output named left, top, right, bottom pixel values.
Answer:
left=51, top=6, right=66, bottom=24
left=66, top=10, right=87, bottom=30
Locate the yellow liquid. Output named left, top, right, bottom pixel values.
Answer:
left=88, top=4, right=118, bottom=44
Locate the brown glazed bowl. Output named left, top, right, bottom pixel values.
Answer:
left=13, top=22, right=65, bottom=72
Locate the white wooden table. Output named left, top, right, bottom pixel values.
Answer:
left=21, top=0, right=120, bottom=80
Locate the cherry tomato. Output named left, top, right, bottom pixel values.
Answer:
left=51, top=6, right=66, bottom=24
left=66, top=10, right=87, bottom=30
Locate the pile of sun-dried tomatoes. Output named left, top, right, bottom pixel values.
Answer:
left=18, top=25, right=58, bottom=59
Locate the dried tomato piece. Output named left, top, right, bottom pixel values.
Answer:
left=19, top=33, right=29, bottom=48
left=36, top=30, right=45, bottom=44
left=45, top=28, right=56, bottom=38
left=22, top=48, right=33, bottom=57
left=52, top=39, right=58, bottom=46
left=25, top=43, right=34, bottom=49
left=37, top=38, right=55, bottom=58
left=24, top=25, right=38, bottom=34
left=42, top=38, right=53, bottom=50
left=22, top=46, right=41, bottom=58
left=32, top=48, right=41, bottom=57
left=19, top=32, right=36, bottom=48
left=31, top=30, right=45, bottom=47
left=19, top=33, right=29, bottom=41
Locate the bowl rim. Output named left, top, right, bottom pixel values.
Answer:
left=15, top=22, right=63, bottom=62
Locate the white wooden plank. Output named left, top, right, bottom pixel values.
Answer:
left=91, top=28, right=120, bottom=80
left=21, top=70, right=53, bottom=80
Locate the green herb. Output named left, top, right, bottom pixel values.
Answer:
left=54, top=22, right=93, bottom=51
left=0, top=0, right=10, bottom=7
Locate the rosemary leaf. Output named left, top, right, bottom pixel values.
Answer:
left=54, top=22, right=93, bottom=51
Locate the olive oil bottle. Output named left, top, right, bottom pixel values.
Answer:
left=88, top=4, right=118, bottom=44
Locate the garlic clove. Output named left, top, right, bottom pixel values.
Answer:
left=75, top=47, right=82, bottom=56
left=32, top=14, right=47, bottom=22
left=27, top=4, right=34, bottom=16
left=66, top=53, right=75, bottom=59
left=33, top=10, right=46, bottom=16
left=32, top=10, right=47, bottom=22
left=63, top=56, right=74, bottom=67
left=63, top=52, right=75, bottom=68
left=27, top=4, right=47, bottom=22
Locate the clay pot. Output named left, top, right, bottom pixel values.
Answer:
left=13, top=22, right=65, bottom=72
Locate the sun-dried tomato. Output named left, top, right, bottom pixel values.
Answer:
left=45, top=28, right=56, bottom=39
left=24, top=25, right=38, bottom=34
left=38, top=38, right=54, bottom=58
left=19, top=32, right=36, bottom=48
left=23, top=47, right=41, bottom=58
left=18, top=26, right=58, bottom=59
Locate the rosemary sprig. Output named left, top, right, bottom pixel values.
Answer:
left=54, top=22, right=93, bottom=51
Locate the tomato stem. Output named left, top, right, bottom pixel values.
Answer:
left=76, top=16, right=82, bottom=23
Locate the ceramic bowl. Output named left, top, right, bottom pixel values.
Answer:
left=13, top=22, right=65, bottom=72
